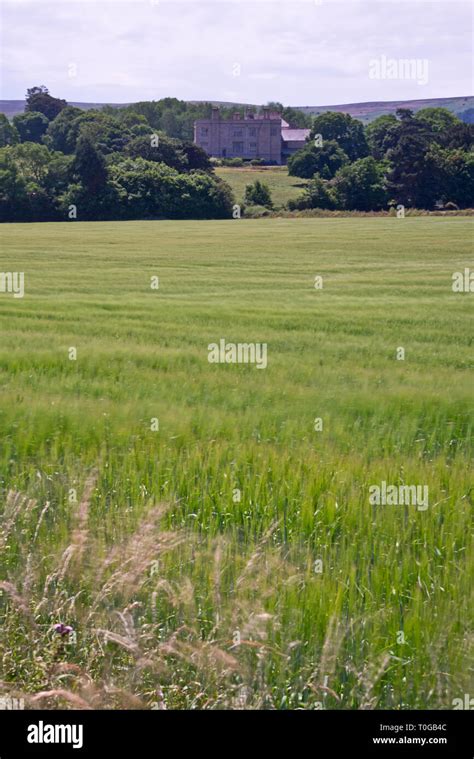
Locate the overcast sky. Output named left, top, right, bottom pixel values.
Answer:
left=0, top=0, right=472, bottom=105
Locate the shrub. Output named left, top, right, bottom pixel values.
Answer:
left=288, top=176, right=335, bottom=210
left=288, top=140, right=348, bottom=179
left=332, top=157, right=389, bottom=211
left=110, top=158, right=234, bottom=219
left=244, top=179, right=273, bottom=208
left=221, top=157, right=244, bottom=167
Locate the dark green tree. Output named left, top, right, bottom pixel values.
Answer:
left=288, top=139, right=348, bottom=179
left=13, top=111, right=49, bottom=143
left=46, top=106, right=86, bottom=153
left=459, top=107, right=474, bottom=124
left=0, top=114, right=19, bottom=147
left=179, top=141, right=212, bottom=171
left=125, top=134, right=188, bottom=171
left=424, top=144, right=474, bottom=208
left=333, top=157, right=389, bottom=211
left=25, top=86, right=67, bottom=120
left=440, top=122, right=474, bottom=151
left=386, top=109, right=437, bottom=208
left=72, top=134, right=108, bottom=192
left=365, top=114, right=398, bottom=159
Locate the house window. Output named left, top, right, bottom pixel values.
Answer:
left=248, top=127, right=256, bottom=137
left=249, top=142, right=257, bottom=152
left=270, top=126, right=278, bottom=136
left=200, top=127, right=209, bottom=137
left=233, top=128, right=243, bottom=137
left=232, top=141, right=244, bottom=154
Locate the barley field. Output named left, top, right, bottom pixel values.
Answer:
left=0, top=217, right=472, bottom=710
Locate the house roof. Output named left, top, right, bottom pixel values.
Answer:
left=281, top=128, right=311, bottom=142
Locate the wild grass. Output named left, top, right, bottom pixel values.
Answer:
left=215, top=165, right=308, bottom=208
left=0, top=217, right=472, bottom=709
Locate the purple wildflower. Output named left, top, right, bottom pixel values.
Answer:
left=53, top=623, right=74, bottom=637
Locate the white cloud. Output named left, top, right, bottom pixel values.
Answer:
left=0, top=0, right=471, bottom=104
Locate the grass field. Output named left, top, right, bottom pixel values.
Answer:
left=0, top=217, right=472, bottom=710
left=215, top=165, right=307, bottom=208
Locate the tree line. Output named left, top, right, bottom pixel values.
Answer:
left=0, top=87, right=234, bottom=222
left=287, top=108, right=473, bottom=211
left=0, top=87, right=472, bottom=221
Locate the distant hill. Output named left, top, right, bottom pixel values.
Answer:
left=295, top=96, right=474, bottom=123
left=1, top=95, right=473, bottom=123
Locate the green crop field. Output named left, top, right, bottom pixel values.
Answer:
left=0, top=217, right=472, bottom=711
left=215, top=165, right=307, bottom=208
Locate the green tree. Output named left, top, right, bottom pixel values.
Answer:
left=46, top=106, right=86, bottom=153
left=0, top=114, right=19, bottom=147
left=333, top=157, right=389, bottom=211
left=12, top=142, right=52, bottom=183
left=0, top=147, right=29, bottom=220
left=0, top=144, right=62, bottom=221
left=416, top=107, right=459, bottom=133
left=310, top=112, right=369, bottom=161
left=424, top=144, right=474, bottom=208
left=386, top=109, right=436, bottom=208
left=288, top=139, right=348, bottom=179
left=179, top=141, right=212, bottom=171
left=459, top=107, right=474, bottom=124
left=25, top=86, right=67, bottom=120
left=72, top=134, right=108, bottom=192
left=160, top=109, right=179, bottom=137
left=13, top=111, right=49, bottom=143
left=78, top=112, right=132, bottom=154
left=110, top=158, right=234, bottom=219
left=365, top=114, right=398, bottom=159
left=244, top=180, right=273, bottom=208
left=125, top=134, right=188, bottom=172
left=440, top=122, right=474, bottom=151
left=288, top=175, right=335, bottom=210
left=282, top=107, right=311, bottom=128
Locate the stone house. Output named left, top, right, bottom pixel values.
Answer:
left=194, top=107, right=310, bottom=164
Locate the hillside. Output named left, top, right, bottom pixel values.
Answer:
left=296, top=95, right=474, bottom=123
left=1, top=95, right=472, bottom=122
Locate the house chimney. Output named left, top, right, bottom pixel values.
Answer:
left=262, top=106, right=269, bottom=120
left=211, top=106, right=219, bottom=121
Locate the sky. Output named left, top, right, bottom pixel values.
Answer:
left=0, top=0, right=472, bottom=106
